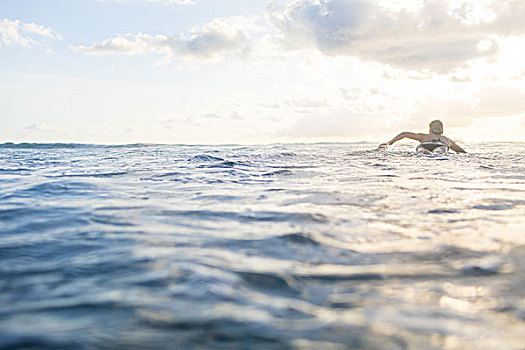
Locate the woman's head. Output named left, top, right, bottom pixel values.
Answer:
left=429, top=120, right=443, bottom=135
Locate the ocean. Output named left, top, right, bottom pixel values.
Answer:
left=1, top=142, right=525, bottom=349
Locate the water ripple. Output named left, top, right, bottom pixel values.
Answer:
left=1, top=142, right=525, bottom=348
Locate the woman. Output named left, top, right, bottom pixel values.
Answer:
left=378, top=120, right=466, bottom=154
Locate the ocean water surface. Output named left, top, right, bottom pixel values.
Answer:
left=1, top=142, right=525, bottom=349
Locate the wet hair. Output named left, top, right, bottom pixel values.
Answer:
left=429, top=120, right=443, bottom=135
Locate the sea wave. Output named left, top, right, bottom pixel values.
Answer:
left=1, top=142, right=525, bottom=348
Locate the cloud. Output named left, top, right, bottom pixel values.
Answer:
left=340, top=88, right=363, bottom=100
left=284, top=97, right=330, bottom=108
left=160, top=115, right=199, bottom=128
left=24, top=123, right=62, bottom=133
left=159, top=111, right=245, bottom=129
left=0, top=18, right=61, bottom=49
left=340, top=87, right=384, bottom=100
left=449, top=75, right=472, bottom=82
left=475, top=86, right=525, bottom=116
left=259, top=102, right=280, bottom=109
left=229, top=111, right=244, bottom=120
left=72, top=18, right=252, bottom=61
left=267, top=0, right=525, bottom=73
left=412, top=86, right=525, bottom=127
left=73, top=33, right=171, bottom=55
left=199, top=111, right=245, bottom=120
left=282, top=108, right=387, bottom=139
left=202, top=112, right=222, bottom=119
left=160, top=117, right=177, bottom=129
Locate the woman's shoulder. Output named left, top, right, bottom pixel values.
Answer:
left=439, top=135, right=453, bottom=144
left=419, top=133, right=434, bottom=142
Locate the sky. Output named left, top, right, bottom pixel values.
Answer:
left=2, top=0, right=525, bottom=144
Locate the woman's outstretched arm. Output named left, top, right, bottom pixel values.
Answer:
left=378, top=132, right=422, bottom=148
left=450, top=140, right=467, bottom=153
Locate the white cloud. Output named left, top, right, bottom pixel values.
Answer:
left=0, top=18, right=61, bottom=49
left=447, top=0, right=497, bottom=25
left=475, top=86, right=525, bottom=116
left=230, top=111, right=244, bottom=120
left=202, top=112, right=222, bottom=119
left=180, top=19, right=253, bottom=58
left=259, top=102, right=281, bottom=109
left=267, top=0, right=525, bottom=73
left=284, top=97, right=330, bottom=108
left=24, top=123, right=62, bottom=133
left=411, top=86, right=525, bottom=128
left=72, top=18, right=252, bottom=61
left=282, top=108, right=388, bottom=140
left=73, top=33, right=171, bottom=55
